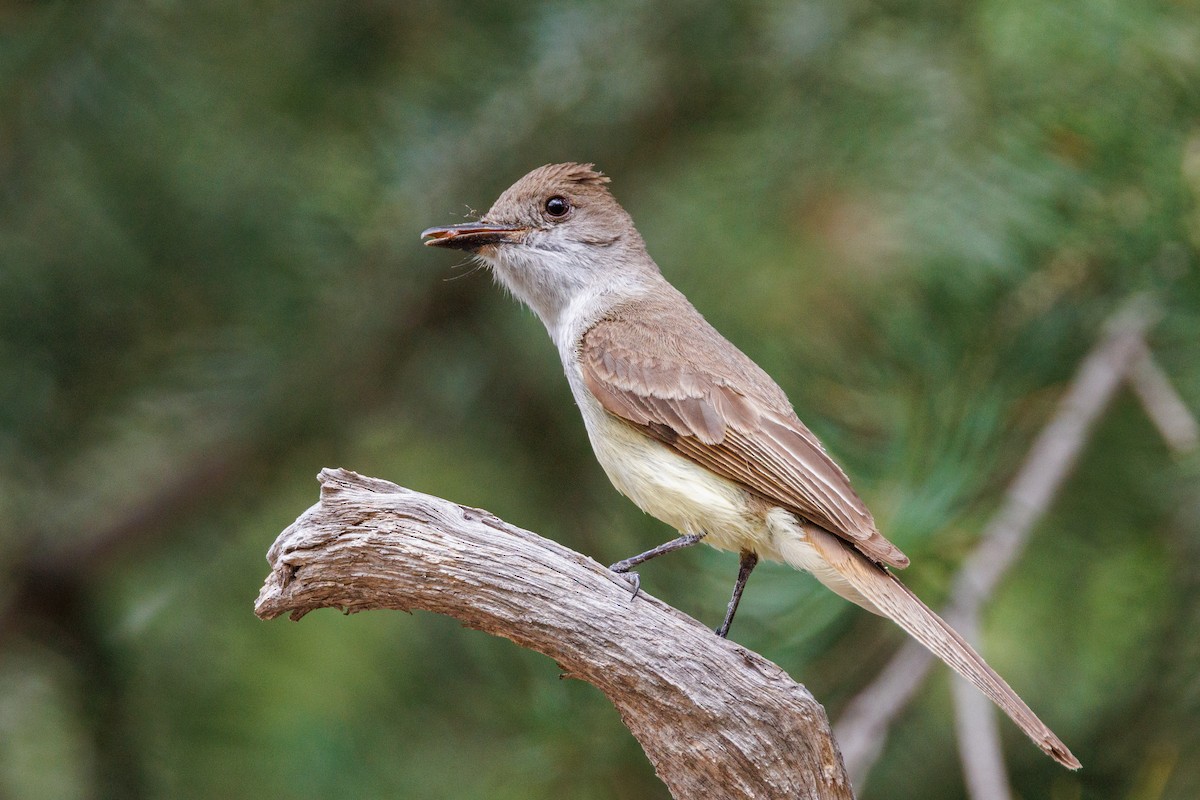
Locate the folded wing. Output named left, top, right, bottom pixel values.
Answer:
left=580, top=300, right=908, bottom=569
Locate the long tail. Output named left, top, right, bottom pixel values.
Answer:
left=802, top=525, right=1081, bottom=769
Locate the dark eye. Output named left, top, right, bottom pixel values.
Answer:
left=544, top=195, right=571, bottom=218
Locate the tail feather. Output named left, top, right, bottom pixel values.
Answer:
left=806, top=526, right=1081, bottom=770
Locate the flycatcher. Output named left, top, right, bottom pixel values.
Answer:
left=421, top=162, right=1078, bottom=769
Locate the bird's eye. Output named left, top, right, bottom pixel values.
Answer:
left=544, top=195, right=571, bottom=219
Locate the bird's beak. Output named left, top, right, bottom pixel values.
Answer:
left=421, top=221, right=527, bottom=251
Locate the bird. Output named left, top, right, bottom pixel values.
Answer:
left=421, top=162, right=1079, bottom=769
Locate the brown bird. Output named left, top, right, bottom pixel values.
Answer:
left=422, top=162, right=1079, bottom=769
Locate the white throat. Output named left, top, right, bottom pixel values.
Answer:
left=487, top=243, right=660, bottom=356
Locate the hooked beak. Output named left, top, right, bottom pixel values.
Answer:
left=420, top=221, right=526, bottom=251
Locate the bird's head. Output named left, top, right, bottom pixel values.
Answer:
left=422, top=163, right=654, bottom=328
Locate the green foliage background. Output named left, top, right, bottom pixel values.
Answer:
left=2, top=0, right=1199, bottom=797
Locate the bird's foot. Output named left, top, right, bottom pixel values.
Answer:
left=608, top=564, right=641, bottom=598
left=607, top=532, right=705, bottom=601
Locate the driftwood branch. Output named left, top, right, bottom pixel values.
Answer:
left=836, top=297, right=1164, bottom=792
left=255, top=468, right=854, bottom=800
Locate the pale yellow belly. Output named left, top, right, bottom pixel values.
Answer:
left=576, top=391, right=773, bottom=555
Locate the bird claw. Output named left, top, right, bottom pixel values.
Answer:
left=609, top=565, right=641, bottom=598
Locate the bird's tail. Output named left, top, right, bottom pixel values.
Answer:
left=798, top=524, right=1080, bottom=770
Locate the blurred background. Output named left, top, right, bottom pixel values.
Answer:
left=2, top=0, right=1199, bottom=798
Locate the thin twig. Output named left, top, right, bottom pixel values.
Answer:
left=951, top=614, right=1014, bottom=800
left=1126, top=341, right=1200, bottom=455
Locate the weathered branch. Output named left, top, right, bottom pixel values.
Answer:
left=836, top=296, right=1160, bottom=790
left=255, top=468, right=854, bottom=800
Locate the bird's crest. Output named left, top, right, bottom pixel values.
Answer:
left=536, top=162, right=611, bottom=187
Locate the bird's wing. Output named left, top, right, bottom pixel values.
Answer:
left=579, top=299, right=908, bottom=569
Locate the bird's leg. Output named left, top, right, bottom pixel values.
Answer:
left=609, top=532, right=705, bottom=571
left=609, top=532, right=705, bottom=597
left=715, top=550, right=759, bottom=638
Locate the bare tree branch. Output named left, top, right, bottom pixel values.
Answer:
left=950, top=615, right=1013, bottom=800
left=255, top=468, right=855, bottom=800
left=1126, top=341, right=1200, bottom=455
left=836, top=297, right=1159, bottom=789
